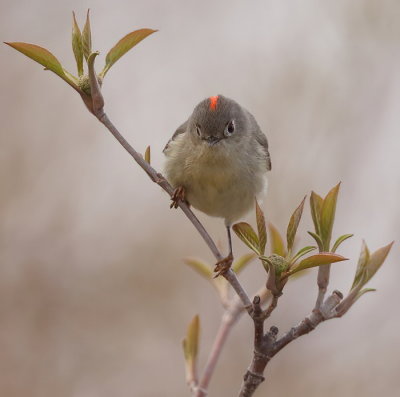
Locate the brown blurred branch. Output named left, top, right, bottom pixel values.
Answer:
left=194, top=288, right=271, bottom=397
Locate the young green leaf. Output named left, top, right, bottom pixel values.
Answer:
left=363, top=241, right=394, bottom=286
left=310, top=191, right=323, bottom=236
left=144, top=145, right=151, bottom=164
left=286, top=196, right=306, bottom=253
left=268, top=223, right=287, bottom=257
left=82, top=9, right=92, bottom=60
left=232, top=253, right=256, bottom=274
left=5, top=42, right=66, bottom=79
left=255, top=200, right=267, bottom=255
left=308, top=231, right=324, bottom=252
left=331, top=233, right=353, bottom=253
left=182, top=315, right=200, bottom=385
left=320, top=182, right=340, bottom=249
left=290, top=246, right=317, bottom=265
left=287, top=253, right=347, bottom=276
left=183, top=258, right=212, bottom=280
left=232, top=222, right=260, bottom=254
left=72, top=11, right=83, bottom=76
left=101, top=28, right=157, bottom=77
left=351, top=240, right=370, bottom=289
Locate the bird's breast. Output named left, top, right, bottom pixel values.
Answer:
left=174, top=144, right=267, bottom=223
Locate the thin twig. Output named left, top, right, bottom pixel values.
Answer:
left=195, top=304, right=242, bottom=397
left=261, top=293, right=280, bottom=321
left=223, top=270, right=253, bottom=314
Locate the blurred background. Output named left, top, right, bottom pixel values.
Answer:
left=1, top=0, right=399, bottom=396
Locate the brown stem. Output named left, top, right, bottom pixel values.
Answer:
left=315, top=263, right=331, bottom=309
left=238, top=297, right=277, bottom=397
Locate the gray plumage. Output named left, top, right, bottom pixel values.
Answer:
left=163, top=95, right=271, bottom=225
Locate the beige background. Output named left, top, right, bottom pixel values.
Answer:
left=1, top=1, right=399, bottom=396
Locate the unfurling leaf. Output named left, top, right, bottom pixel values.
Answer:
left=260, top=254, right=289, bottom=275
left=268, top=223, right=287, bottom=257
left=286, top=196, right=306, bottom=253
left=290, top=246, right=317, bottom=264
left=144, top=145, right=151, bottom=164
left=339, top=241, right=392, bottom=316
left=82, top=9, right=92, bottom=60
left=310, top=191, right=323, bottom=236
left=263, top=254, right=289, bottom=293
left=351, top=240, right=370, bottom=289
left=320, top=182, right=340, bottom=249
left=363, top=241, right=393, bottom=286
left=182, top=315, right=200, bottom=385
left=355, top=288, right=376, bottom=302
left=232, top=253, right=256, bottom=274
left=255, top=200, right=267, bottom=255
left=183, top=258, right=212, bottom=280
left=308, top=231, right=324, bottom=252
left=287, top=253, right=348, bottom=276
left=72, top=11, right=83, bottom=76
left=332, top=233, right=353, bottom=253
left=232, top=222, right=260, bottom=254
left=101, top=28, right=157, bottom=77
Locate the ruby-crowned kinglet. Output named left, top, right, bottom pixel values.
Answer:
left=163, top=95, right=271, bottom=273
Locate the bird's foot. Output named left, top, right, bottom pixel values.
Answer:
left=170, top=186, right=187, bottom=209
left=213, top=253, right=234, bottom=278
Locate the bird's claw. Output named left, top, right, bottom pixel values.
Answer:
left=213, top=253, right=234, bottom=278
left=170, top=186, right=187, bottom=209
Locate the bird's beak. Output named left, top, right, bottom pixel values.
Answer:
left=203, top=136, right=221, bottom=146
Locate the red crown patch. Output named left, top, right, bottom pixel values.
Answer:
left=209, top=95, right=219, bottom=111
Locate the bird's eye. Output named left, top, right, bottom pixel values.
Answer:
left=195, top=124, right=201, bottom=137
left=224, top=120, right=235, bottom=137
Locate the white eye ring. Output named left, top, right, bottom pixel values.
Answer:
left=195, top=124, right=201, bottom=137
left=224, top=120, right=235, bottom=137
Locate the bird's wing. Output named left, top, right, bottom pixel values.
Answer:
left=247, top=111, right=271, bottom=171
left=163, top=120, right=188, bottom=153
left=255, top=129, right=272, bottom=171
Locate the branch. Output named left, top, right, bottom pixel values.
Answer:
left=238, top=290, right=343, bottom=397
left=238, top=296, right=278, bottom=397
left=272, top=290, right=342, bottom=354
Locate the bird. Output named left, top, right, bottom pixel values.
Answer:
left=163, top=95, right=271, bottom=275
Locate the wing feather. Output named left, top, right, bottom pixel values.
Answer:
left=163, top=120, right=188, bottom=153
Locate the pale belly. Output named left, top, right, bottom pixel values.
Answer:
left=165, top=143, right=267, bottom=224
